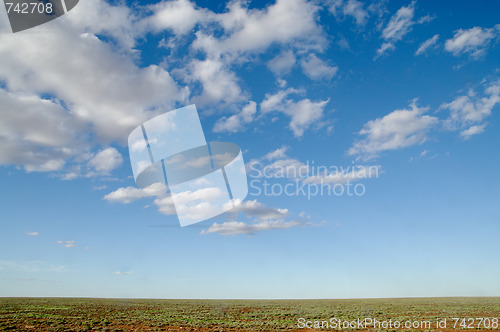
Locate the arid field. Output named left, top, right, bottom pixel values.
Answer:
left=1, top=297, right=499, bottom=331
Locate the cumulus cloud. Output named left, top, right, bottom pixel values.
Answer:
left=261, top=88, right=329, bottom=137
left=25, top=232, right=39, bottom=236
left=146, top=0, right=213, bottom=35
left=300, top=54, right=338, bottom=80
left=264, top=146, right=289, bottom=161
left=213, top=101, right=257, bottom=133
left=445, top=25, right=500, bottom=58
left=186, top=57, right=245, bottom=107
left=166, top=0, right=325, bottom=107
left=227, top=199, right=289, bottom=220
left=104, top=183, right=167, bottom=204
left=0, top=0, right=330, bottom=176
left=190, top=0, right=325, bottom=56
left=415, top=34, right=439, bottom=55
left=441, top=80, right=500, bottom=139
left=87, top=147, right=123, bottom=174
left=267, top=50, right=297, bottom=76
left=0, top=0, right=187, bottom=175
left=114, top=271, right=132, bottom=275
left=0, top=89, right=84, bottom=172
left=349, top=100, right=438, bottom=159
left=200, top=197, right=320, bottom=236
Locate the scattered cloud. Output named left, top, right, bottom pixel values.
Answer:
left=190, top=0, right=325, bottom=56
left=87, top=147, right=123, bottom=174
left=441, top=80, right=500, bottom=139
left=25, top=232, right=39, bottom=236
left=186, top=57, right=246, bottom=107
left=201, top=197, right=321, bottom=236
left=267, top=50, right=297, bottom=76
left=104, top=183, right=167, bottom=204
left=0, top=89, right=84, bottom=172
left=200, top=220, right=304, bottom=236
left=171, top=0, right=325, bottom=107
left=213, top=101, right=257, bottom=133
left=326, top=0, right=369, bottom=26
left=227, top=199, right=289, bottom=220
left=300, top=54, right=338, bottom=80
left=445, top=25, right=500, bottom=58
left=261, top=88, right=329, bottom=137
left=0, top=0, right=186, bottom=175
left=349, top=99, right=438, bottom=159
left=56, top=240, right=76, bottom=248
left=376, top=1, right=430, bottom=57
left=415, top=34, right=439, bottom=55
left=114, top=271, right=132, bottom=275
left=146, top=0, right=212, bottom=35
left=264, top=146, right=289, bottom=161
left=93, top=185, right=108, bottom=190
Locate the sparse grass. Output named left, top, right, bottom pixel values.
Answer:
left=0, top=297, right=499, bottom=331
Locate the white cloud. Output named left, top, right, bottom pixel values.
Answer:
left=300, top=54, right=338, bottom=80
left=261, top=88, right=329, bottom=137
left=377, top=1, right=425, bottom=56
left=104, top=183, right=167, bottom=204
left=193, top=0, right=325, bottom=56
left=200, top=220, right=303, bottom=236
left=460, top=124, right=486, bottom=138
left=326, top=0, right=369, bottom=26
left=267, top=50, right=297, bottom=76
left=0, top=13, right=185, bottom=143
left=415, top=34, right=439, bottom=55
left=343, top=0, right=369, bottom=26
left=153, top=195, right=177, bottom=215
left=87, top=147, right=123, bottom=174
left=264, top=146, right=289, bottom=161
left=114, top=271, right=132, bottom=275
left=67, top=0, right=140, bottom=50
left=445, top=25, right=500, bottom=58
left=0, top=89, right=84, bottom=172
left=441, top=80, right=500, bottom=138
left=187, top=57, right=245, bottom=106
left=25, top=232, right=39, bottom=236
left=146, top=0, right=212, bottom=35
left=213, top=101, right=257, bottom=133
left=0, top=0, right=187, bottom=174
left=228, top=199, right=289, bottom=220
left=56, top=240, right=76, bottom=248
left=174, top=0, right=325, bottom=107
left=349, top=100, right=438, bottom=159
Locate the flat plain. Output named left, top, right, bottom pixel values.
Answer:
left=1, top=297, right=499, bottom=331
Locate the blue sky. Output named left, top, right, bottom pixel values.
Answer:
left=0, top=0, right=499, bottom=298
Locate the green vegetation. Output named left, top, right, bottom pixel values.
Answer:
left=0, top=297, right=499, bottom=331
